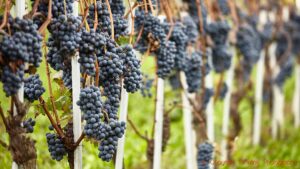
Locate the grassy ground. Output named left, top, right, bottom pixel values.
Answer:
left=0, top=56, right=299, bottom=169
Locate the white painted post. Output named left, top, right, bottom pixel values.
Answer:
left=252, top=10, right=267, bottom=145
left=115, top=3, right=135, bottom=168
left=269, top=43, right=285, bottom=139
left=72, top=2, right=82, bottom=169
left=253, top=50, right=265, bottom=145
left=115, top=81, right=129, bottom=169
left=180, top=72, right=197, bottom=169
left=153, top=78, right=164, bottom=169
left=12, top=1, right=26, bottom=169
left=221, top=48, right=235, bottom=161
left=152, top=16, right=166, bottom=169
left=293, top=64, right=300, bottom=127
left=205, top=71, right=214, bottom=142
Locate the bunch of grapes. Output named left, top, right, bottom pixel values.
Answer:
left=33, top=0, right=74, bottom=27
left=212, top=45, right=232, bottom=73
left=110, top=0, right=128, bottom=38
left=121, top=45, right=142, bottom=93
left=163, top=22, right=188, bottom=70
left=202, top=88, right=214, bottom=109
left=274, top=57, right=293, bottom=88
left=102, top=80, right=122, bottom=120
left=182, top=15, right=199, bottom=44
left=46, top=133, right=67, bottom=161
left=218, top=0, right=230, bottom=15
left=184, top=51, right=202, bottom=93
left=98, top=120, right=126, bottom=161
left=0, top=65, right=25, bottom=96
left=183, top=0, right=207, bottom=29
left=168, top=73, right=181, bottom=90
left=140, top=74, right=154, bottom=97
left=62, top=67, right=72, bottom=89
left=24, top=74, right=45, bottom=102
left=134, top=10, right=167, bottom=53
left=259, top=22, right=273, bottom=47
left=197, top=142, right=214, bottom=169
left=206, top=20, right=230, bottom=45
left=79, top=29, right=106, bottom=76
left=98, top=51, right=123, bottom=81
left=77, top=86, right=104, bottom=139
left=155, top=41, right=176, bottom=79
left=48, top=15, right=82, bottom=54
left=0, top=17, right=43, bottom=67
left=236, top=25, right=261, bottom=65
left=87, top=1, right=111, bottom=35
left=220, top=82, right=228, bottom=100
left=21, top=118, right=36, bottom=133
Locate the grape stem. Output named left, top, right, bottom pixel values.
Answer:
left=195, top=0, right=204, bottom=33
left=26, top=0, right=40, bottom=17
left=213, top=72, right=225, bottom=102
left=38, top=0, right=52, bottom=34
left=105, top=0, right=115, bottom=40
left=95, top=59, right=100, bottom=86
left=79, top=0, right=90, bottom=31
left=73, top=132, right=85, bottom=148
left=0, top=105, right=9, bottom=130
left=148, top=0, right=155, bottom=14
left=39, top=97, right=65, bottom=139
left=0, top=139, right=8, bottom=149
left=123, top=2, right=138, bottom=19
left=134, top=25, right=144, bottom=47
left=43, top=43, right=60, bottom=127
left=0, top=0, right=11, bottom=30
left=93, top=0, right=98, bottom=30
left=127, top=116, right=150, bottom=141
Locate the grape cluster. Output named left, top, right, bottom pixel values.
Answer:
left=121, top=45, right=142, bottom=93
left=206, top=21, right=230, bottom=45
left=88, top=1, right=111, bottom=35
left=102, top=80, right=121, bottom=120
left=21, top=118, right=36, bottom=133
left=141, top=74, right=154, bottom=97
left=212, top=44, right=232, bottom=73
left=184, top=51, right=202, bottom=93
left=98, top=120, right=126, bottom=161
left=168, top=73, right=181, bottom=90
left=0, top=17, right=43, bottom=67
left=0, top=65, right=25, bottom=96
left=155, top=41, right=176, bottom=79
left=33, top=0, right=74, bottom=27
left=24, top=74, right=45, bottom=102
left=197, top=142, right=214, bottom=169
left=183, top=0, right=207, bottom=29
left=202, top=88, right=214, bottom=109
left=46, top=133, right=67, bottom=161
left=98, top=51, right=123, bottom=80
left=77, top=86, right=103, bottom=139
left=62, top=67, right=72, bottom=89
left=274, top=57, right=293, bottom=88
left=110, top=0, right=128, bottom=38
left=205, top=21, right=232, bottom=73
left=218, top=0, right=230, bottom=15
left=220, top=82, right=228, bottom=100
left=49, top=15, right=82, bottom=54
left=259, top=22, right=273, bottom=47
left=79, top=29, right=106, bottom=75
left=163, top=22, right=188, bottom=70
left=0, top=17, right=42, bottom=96
left=182, top=15, right=198, bottom=44
left=236, top=25, right=261, bottom=65
left=135, top=10, right=167, bottom=53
